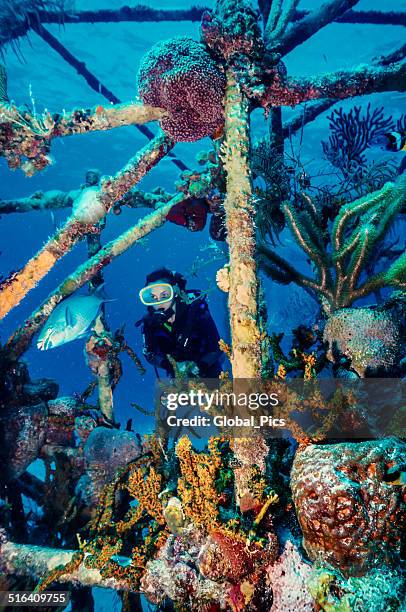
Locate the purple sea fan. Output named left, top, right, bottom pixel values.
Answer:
left=322, top=103, right=394, bottom=180
left=137, top=37, right=226, bottom=142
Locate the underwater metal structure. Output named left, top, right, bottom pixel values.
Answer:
left=0, top=1, right=405, bottom=610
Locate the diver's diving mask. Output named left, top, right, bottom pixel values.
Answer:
left=139, top=282, right=174, bottom=307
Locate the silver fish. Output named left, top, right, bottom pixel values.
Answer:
left=37, top=290, right=109, bottom=350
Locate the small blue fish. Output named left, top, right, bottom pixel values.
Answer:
left=37, top=288, right=111, bottom=350
left=110, top=555, right=133, bottom=567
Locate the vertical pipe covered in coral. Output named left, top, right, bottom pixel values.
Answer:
left=221, top=69, right=268, bottom=514
left=0, top=131, right=173, bottom=320
left=221, top=69, right=261, bottom=378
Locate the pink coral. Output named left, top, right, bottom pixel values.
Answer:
left=137, top=37, right=225, bottom=142
left=267, top=540, right=314, bottom=611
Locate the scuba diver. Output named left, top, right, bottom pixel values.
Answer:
left=136, top=268, right=224, bottom=378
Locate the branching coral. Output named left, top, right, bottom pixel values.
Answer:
left=76, top=448, right=169, bottom=591
left=321, top=104, right=394, bottom=182
left=269, top=328, right=326, bottom=379
left=137, top=36, right=226, bottom=141
left=175, top=436, right=222, bottom=530
left=270, top=0, right=360, bottom=56
left=259, top=174, right=406, bottom=315
left=263, top=0, right=301, bottom=45
left=124, top=466, right=165, bottom=528
left=251, top=136, right=288, bottom=243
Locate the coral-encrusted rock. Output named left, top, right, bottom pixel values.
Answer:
left=0, top=402, right=47, bottom=481
left=266, top=540, right=313, bottom=611
left=141, top=527, right=225, bottom=607
left=137, top=37, right=225, bottom=142
left=308, top=567, right=406, bottom=612
left=291, top=438, right=406, bottom=576
left=47, top=396, right=77, bottom=417
left=323, top=307, right=401, bottom=377
left=46, top=396, right=77, bottom=446
left=200, top=0, right=263, bottom=61
left=75, top=427, right=142, bottom=507
left=198, top=530, right=254, bottom=582
left=142, top=559, right=199, bottom=605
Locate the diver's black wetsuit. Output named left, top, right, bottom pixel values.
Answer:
left=138, top=293, right=223, bottom=377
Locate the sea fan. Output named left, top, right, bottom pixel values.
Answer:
left=321, top=104, right=394, bottom=181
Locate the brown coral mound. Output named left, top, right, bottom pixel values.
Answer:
left=137, top=37, right=225, bottom=142
left=291, top=438, right=406, bottom=576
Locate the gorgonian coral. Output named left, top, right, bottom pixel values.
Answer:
left=137, top=37, right=226, bottom=142
left=321, top=103, right=394, bottom=181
